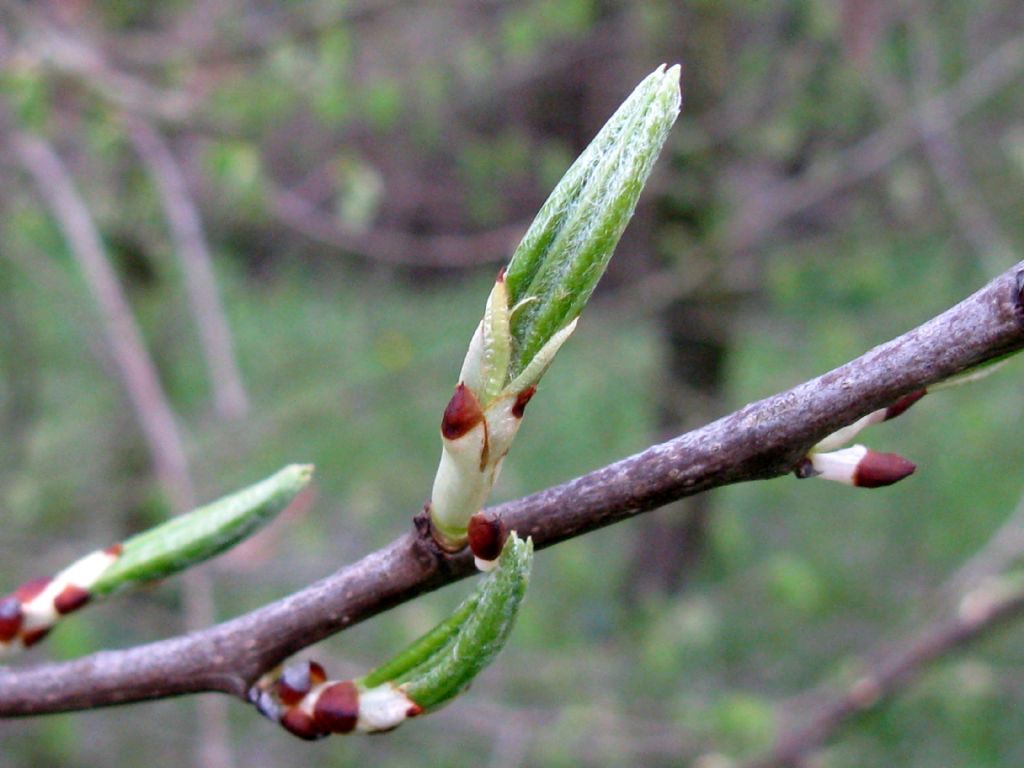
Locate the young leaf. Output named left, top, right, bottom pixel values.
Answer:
left=92, top=464, right=314, bottom=594
left=504, top=63, right=681, bottom=376
left=0, top=465, right=313, bottom=655
left=427, top=64, right=681, bottom=549
left=251, top=533, right=534, bottom=738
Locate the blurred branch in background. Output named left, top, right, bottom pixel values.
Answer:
left=604, top=24, right=1024, bottom=323
left=743, top=476, right=1024, bottom=768
left=727, top=29, right=1024, bottom=256
left=114, top=0, right=431, bottom=68
left=4, top=4, right=200, bottom=126
left=907, top=8, right=1017, bottom=277
left=125, top=116, right=248, bottom=420
left=267, top=181, right=527, bottom=267
left=743, top=569, right=1024, bottom=768
left=3, top=115, right=234, bottom=768
left=5, top=122, right=196, bottom=514
left=941, top=490, right=1024, bottom=603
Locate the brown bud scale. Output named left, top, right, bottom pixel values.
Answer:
left=54, top=585, right=91, bottom=615
left=280, top=707, right=326, bottom=741
left=105, top=543, right=124, bottom=557
left=468, top=511, right=507, bottom=562
left=312, top=680, right=360, bottom=734
left=884, top=390, right=926, bottom=420
left=794, top=458, right=819, bottom=479
left=441, top=383, right=484, bottom=440
left=13, top=577, right=51, bottom=604
left=278, top=662, right=315, bottom=705
left=511, top=386, right=537, bottom=419
left=308, top=661, right=327, bottom=687
left=21, top=627, right=51, bottom=648
left=854, top=451, right=916, bottom=488
left=0, top=597, right=23, bottom=642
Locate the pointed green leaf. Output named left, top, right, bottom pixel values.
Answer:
left=504, top=64, right=681, bottom=376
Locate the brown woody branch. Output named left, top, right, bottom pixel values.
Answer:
left=1, top=263, right=1023, bottom=717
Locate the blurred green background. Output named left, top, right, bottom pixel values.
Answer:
left=2, top=1, right=1024, bottom=766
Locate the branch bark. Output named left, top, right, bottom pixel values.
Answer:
left=1, top=262, right=1023, bottom=717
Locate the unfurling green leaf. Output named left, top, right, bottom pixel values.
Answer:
left=92, top=464, right=314, bottom=594
left=391, top=532, right=532, bottom=709
left=0, top=464, right=313, bottom=656
left=504, top=63, right=681, bottom=376
left=250, top=533, right=533, bottom=738
left=427, top=65, right=681, bottom=549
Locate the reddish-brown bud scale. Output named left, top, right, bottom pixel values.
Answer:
left=312, top=681, right=360, bottom=734
left=884, top=390, right=926, bottom=421
left=0, top=597, right=23, bottom=642
left=468, top=511, right=507, bottom=562
left=53, top=585, right=91, bottom=618
left=13, top=577, right=51, bottom=604
left=278, top=662, right=316, bottom=705
left=854, top=451, right=917, bottom=488
left=280, top=708, right=325, bottom=741
left=21, top=627, right=51, bottom=648
left=441, top=383, right=485, bottom=440
left=53, top=585, right=91, bottom=615
left=105, top=542, right=124, bottom=557
left=511, top=386, right=537, bottom=419
left=308, top=661, right=327, bottom=687
left=794, top=458, right=817, bottom=479
left=496, top=266, right=506, bottom=282
left=406, top=701, right=424, bottom=718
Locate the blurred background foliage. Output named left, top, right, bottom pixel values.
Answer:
left=1, top=0, right=1024, bottom=766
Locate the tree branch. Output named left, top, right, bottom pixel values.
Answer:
left=125, top=115, right=250, bottom=421
left=727, top=31, right=1024, bottom=254
left=1, top=262, right=1023, bottom=717
left=5, top=121, right=197, bottom=514
left=742, top=564, right=1024, bottom=768
left=266, top=181, right=528, bottom=267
